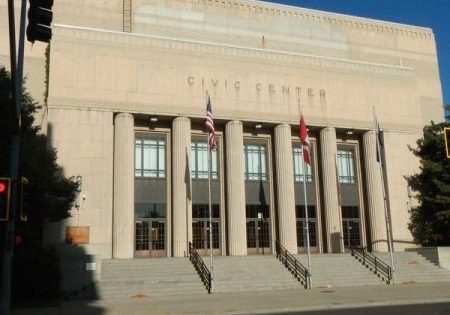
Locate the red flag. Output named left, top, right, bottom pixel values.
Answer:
left=299, top=114, right=310, bottom=165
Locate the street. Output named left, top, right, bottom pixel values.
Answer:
left=261, top=302, right=450, bottom=315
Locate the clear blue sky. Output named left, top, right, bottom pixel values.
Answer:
left=267, top=0, right=450, bottom=105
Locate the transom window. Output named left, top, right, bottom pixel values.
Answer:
left=293, top=145, right=313, bottom=182
left=135, top=137, right=166, bottom=178
left=337, top=149, right=356, bottom=184
left=191, top=140, right=218, bottom=179
left=244, top=143, right=267, bottom=181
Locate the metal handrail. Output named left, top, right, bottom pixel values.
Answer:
left=188, top=242, right=212, bottom=293
left=350, top=247, right=392, bottom=284
left=275, top=240, right=311, bottom=289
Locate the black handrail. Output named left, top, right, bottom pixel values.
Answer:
left=188, top=242, right=212, bottom=293
left=275, top=240, right=311, bottom=289
left=350, top=247, right=392, bottom=284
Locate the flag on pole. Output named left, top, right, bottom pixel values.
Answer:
left=373, top=110, right=384, bottom=163
left=205, top=95, right=217, bottom=151
left=299, top=114, right=311, bottom=164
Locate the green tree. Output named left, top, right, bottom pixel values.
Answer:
left=0, top=65, right=78, bottom=302
left=406, top=121, right=450, bottom=246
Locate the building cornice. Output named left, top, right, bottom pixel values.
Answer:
left=146, top=0, right=434, bottom=39
left=54, top=24, right=414, bottom=78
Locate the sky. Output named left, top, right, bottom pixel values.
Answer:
left=266, top=0, right=450, bottom=105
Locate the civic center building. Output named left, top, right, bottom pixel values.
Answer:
left=1, top=1, right=444, bottom=262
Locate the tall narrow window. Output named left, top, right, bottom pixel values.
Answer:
left=135, top=137, right=166, bottom=178
left=191, top=140, right=218, bottom=179
left=337, top=149, right=356, bottom=183
left=244, top=144, right=267, bottom=181
left=293, top=145, right=313, bottom=182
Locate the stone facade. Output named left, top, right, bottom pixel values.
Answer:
left=1, top=0, right=445, bottom=267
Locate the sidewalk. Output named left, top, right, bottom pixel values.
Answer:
left=11, top=282, right=450, bottom=315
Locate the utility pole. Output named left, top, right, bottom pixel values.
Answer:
left=1, top=1, right=26, bottom=314
left=1, top=1, right=53, bottom=313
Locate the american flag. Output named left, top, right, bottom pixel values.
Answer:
left=205, top=95, right=217, bottom=151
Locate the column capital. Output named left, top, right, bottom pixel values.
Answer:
left=363, top=130, right=376, bottom=137
left=173, top=116, right=190, bottom=123
left=320, top=126, right=336, bottom=135
left=226, top=120, right=243, bottom=128
left=274, top=123, right=292, bottom=132
left=115, top=112, right=133, bottom=120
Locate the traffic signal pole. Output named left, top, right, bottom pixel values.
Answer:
left=0, top=1, right=27, bottom=314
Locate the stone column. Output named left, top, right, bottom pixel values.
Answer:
left=113, top=113, right=135, bottom=258
left=225, top=121, right=247, bottom=255
left=363, top=131, right=388, bottom=252
left=320, top=127, right=343, bottom=253
left=274, top=124, right=297, bottom=253
left=172, top=117, right=191, bottom=257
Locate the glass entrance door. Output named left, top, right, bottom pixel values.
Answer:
left=135, top=219, right=166, bottom=258
left=246, top=218, right=271, bottom=255
left=192, top=219, right=220, bottom=256
left=296, top=219, right=318, bottom=253
left=343, top=219, right=361, bottom=248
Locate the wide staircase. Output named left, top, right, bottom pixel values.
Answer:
left=98, top=258, right=207, bottom=299
left=374, top=252, right=450, bottom=284
left=294, top=254, right=385, bottom=288
left=212, top=256, right=304, bottom=293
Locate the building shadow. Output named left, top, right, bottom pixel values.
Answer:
left=10, top=122, right=105, bottom=314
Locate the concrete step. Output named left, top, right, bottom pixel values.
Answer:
left=98, top=257, right=207, bottom=298
left=212, top=256, right=303, bottom=293
left=369, top=252, right=450, bottom=284
left=294, top=254, right=385, bottom=288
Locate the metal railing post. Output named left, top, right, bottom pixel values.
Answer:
left=375, top=257, right=378, bottom=274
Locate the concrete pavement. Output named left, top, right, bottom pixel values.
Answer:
left=11, top=282, right=450, bottom=315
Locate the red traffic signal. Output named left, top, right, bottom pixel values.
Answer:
left=0, top=181, right=7, bottom=193
left=0, top=178, right=11, bottom=221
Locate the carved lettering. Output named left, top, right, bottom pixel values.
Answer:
left=185, top=76, right=326, bottom=99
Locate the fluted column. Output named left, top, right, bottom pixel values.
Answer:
left=320, top=127, right=343, bottom=253
left=226, top=121, right=247, bottom=255
left=113, top=113, right=135, bottom=258
left=172, top=117, right=191, bottom=257
left=363, top=131, right=388, bottom=252
left=274, top=124, right=297, bottom=253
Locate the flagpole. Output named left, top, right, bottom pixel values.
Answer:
left=301, top=144, right=312, bottom=289
left=207, top=92, right=214, bottom=293
left=373, top=107, right=396, bottom=284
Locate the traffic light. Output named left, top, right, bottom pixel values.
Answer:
left=445, top=127, right=450, bottom=159
left=26, top=0, right=54, bottom=43
left=0, top=178, right=11, bottom=221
